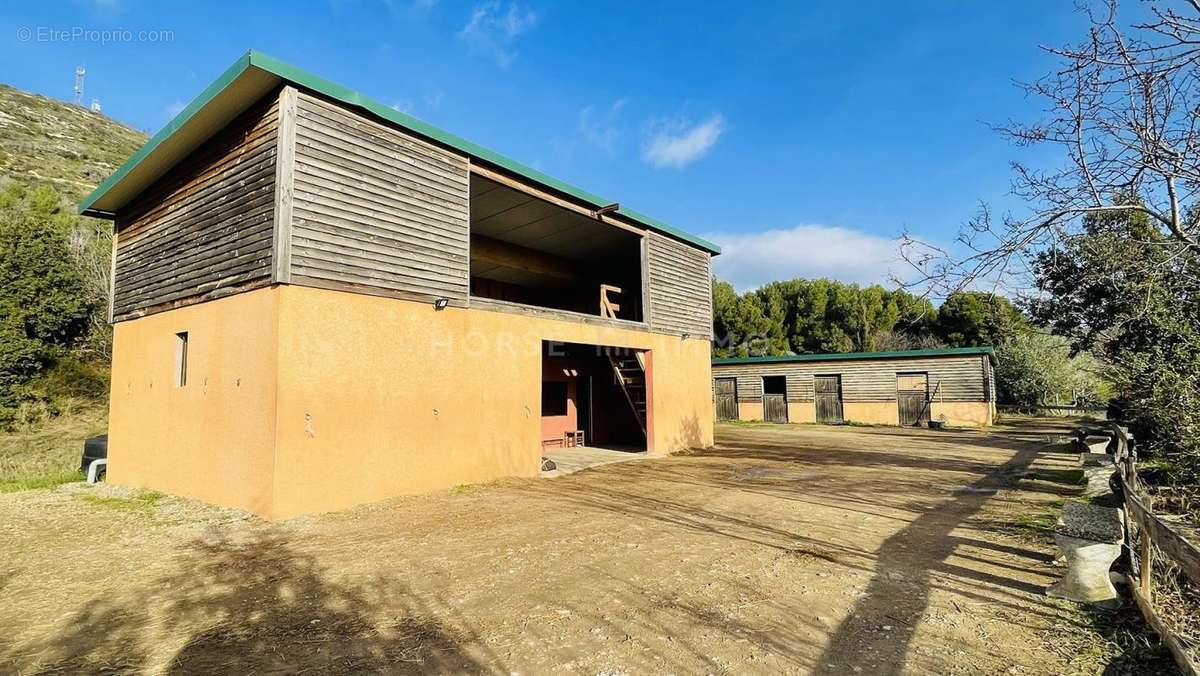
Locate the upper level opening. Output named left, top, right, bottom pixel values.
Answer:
left=469, top=173, right=644, bottom=323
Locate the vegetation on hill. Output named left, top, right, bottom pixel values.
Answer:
left=0, top=84, right=146, bottom=203
left=1, top=184, right=96, bottom=417
left=0, top=84, right=146, bottom=489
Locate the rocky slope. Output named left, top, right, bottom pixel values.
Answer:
left=0, top=84, right=147, bottom=203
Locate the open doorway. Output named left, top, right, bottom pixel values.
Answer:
left=762, top=375, right=788, bottom=423
left=540, top=341, right=647, bottom=454
left=470, top=174, right=644, bottom=322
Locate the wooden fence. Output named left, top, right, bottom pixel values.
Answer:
left=1108, top=423, right=1200, bottom=674
left=1000, top=404, right=1108, bottom=418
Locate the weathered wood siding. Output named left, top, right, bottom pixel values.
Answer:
left=112, top=94, right=279, bottom=320
left=289, top=91, right=470, bottom=304
left=983, top=357, right=997, bottom=403
left=713, top=354, right=993, bottom=403
left=646, top=232, right=712, bottom=336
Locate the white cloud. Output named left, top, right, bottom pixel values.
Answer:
left=706, top=224, right=903, bottom=291
left=578, top=99, right=627, bottom=151
left=641, top=115, right=725, bottom=169
left=458, top=1, right=538, bottom=67
left=165, top=101, right=186, bottom=118
left=391, top=99, right=415, bottom=114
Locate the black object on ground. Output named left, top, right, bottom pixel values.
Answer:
left=80, top=434, right=108, bottom=475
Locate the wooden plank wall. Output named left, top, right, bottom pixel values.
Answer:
left=983, top=357, right=997, bottom=402
left=713, top=354, right=992, bottom=403
left=646, top=232, right=712, bottom=337
left=112, top=93, right=280, bottom=320
left=289, top=91, right=471, bottom=305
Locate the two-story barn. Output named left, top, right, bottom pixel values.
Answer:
left=712, top=347, right=996, bottom=427
left=81, top=51, right=717, bottom=519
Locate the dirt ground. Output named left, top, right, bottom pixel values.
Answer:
left=0, top=419, right=1169, bottom=674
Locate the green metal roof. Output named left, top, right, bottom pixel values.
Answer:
left=712, top=346, right=996, bottom=366
left=79, top=50, right=721, bottom=255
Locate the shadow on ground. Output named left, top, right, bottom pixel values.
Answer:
left=4, top=417, right=1144, bottom=674
left=512, top=419, right=1086, bottom=672
left=13, top=530, right=485, bottom=674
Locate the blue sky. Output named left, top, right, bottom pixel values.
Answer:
left=2, top=1, right=1096, bottom=289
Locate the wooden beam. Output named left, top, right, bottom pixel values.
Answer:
left=640, top=236, right=650, bottom=325
left=470, top=163, right=645, bottom=237
left=470, top=234, right=578, bottom=282
left=600, top=284, right=622, bottom=319
left=272, top=85, right=297, bottom=284
left=108, top=224, right=118, bottom=325
left=469, top=295, right=647, bottom=331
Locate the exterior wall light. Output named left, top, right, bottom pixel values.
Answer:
left=434, top=298, right=449, bottom=311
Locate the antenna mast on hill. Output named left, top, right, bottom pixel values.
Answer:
left=74, top=66, right=85, bottom=106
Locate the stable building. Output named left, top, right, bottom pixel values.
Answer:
left=81, top=51, right=717, bottom=519
left=712, top=347, right=996, bottom=427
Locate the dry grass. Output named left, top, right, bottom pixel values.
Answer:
left=1148, top=545, right=1200, bottom=667
left=0, top=407, right=107, bottom=492
left=1043, top=603, right=1178, bottom=675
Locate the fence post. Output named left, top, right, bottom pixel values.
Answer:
left=1139, top=520, right=1153, bottom=599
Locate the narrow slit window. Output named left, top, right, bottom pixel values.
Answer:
left=174, top=331, right=189, bottom=387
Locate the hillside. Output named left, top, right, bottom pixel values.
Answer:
left=0, top=84, right=147, bottom=203
left=0, top=84, right=147, bottom=489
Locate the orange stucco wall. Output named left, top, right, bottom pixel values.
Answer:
left=107, top=285, right=714, bottom=519
left=931, top=401, right=994, bottom=427
left=269, top=285, right=712, bottom=518
left=737, top=402, right=763, bottom=421
left=842, top=401, right=901, bottom=426
left=730, top=398, right=990, bottom=428
left=787, top=401, right=815, bottom=424
left=107, top=288, right=279, bottom=517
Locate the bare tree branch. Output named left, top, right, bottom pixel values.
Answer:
left=904, top=0, right=1200, bottom=297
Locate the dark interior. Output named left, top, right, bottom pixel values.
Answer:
left=763, top=375, right=787, bottom=396
left=470, top=175, right=644, bottom=321
left=542, top=341, right=646, bottom=451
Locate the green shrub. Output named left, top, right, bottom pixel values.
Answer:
left=0, top=183, right=98, bottom=426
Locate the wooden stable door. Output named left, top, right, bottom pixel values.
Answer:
left=714, top=378, right=738, bottom=421
left=762, top=375, right=788, bottom=423
left=897, top=373, right=930, bottom=426
left=814, top=375, right=843, bottom=424
left=763, top=395, right=788, bottom=423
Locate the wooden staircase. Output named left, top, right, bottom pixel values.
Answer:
left=607, top=351, right=647, bottom=437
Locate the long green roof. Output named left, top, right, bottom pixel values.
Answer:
left=712, top=346, right=995, bottom=366
left=79, top=50, right=721, bottom=255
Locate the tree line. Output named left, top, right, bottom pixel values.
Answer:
left=712, top=278, right=1107, bottom=408
left=713, top=279, right=1026, bottom=356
